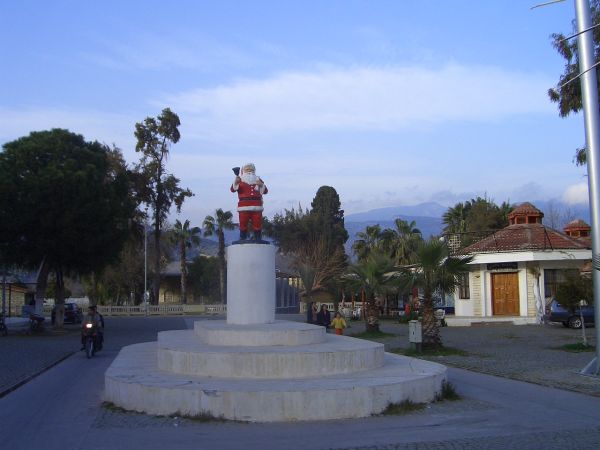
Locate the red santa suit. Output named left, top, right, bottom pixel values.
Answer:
left=230, top=170, right=268, bottom=234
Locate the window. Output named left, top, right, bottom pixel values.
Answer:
left=544, top=269, right=578, bottom=298
left=458, top=273, right=470, bottom=299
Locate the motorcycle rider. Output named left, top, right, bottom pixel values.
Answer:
left=80, top=305, right=104, bottom=351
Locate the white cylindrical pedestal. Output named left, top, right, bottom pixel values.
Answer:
left=226, top=243, right=276, bottom=325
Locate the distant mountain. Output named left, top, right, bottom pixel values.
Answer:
left=345, top=202, right=447, bottom=221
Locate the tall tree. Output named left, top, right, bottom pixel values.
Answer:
left=548, top=0, right=600, bottom=165
left=352, top=224, right=385, bottom=261
left=134, top=108, right=193, bottom=304
left=170, top=219, right=201, bottom=304
left=0, top=129, right=136, bottom=326
left=345, top=251, right=397, bottom=332
left=442, top=197, right=510, bottom=249
left=309, top=186, right=349, bottom=252
left=382, top=218, right=423, bottom=266
left=399, top=239, right=473, bottom=348
left=203, top=209, right=235, bottom=304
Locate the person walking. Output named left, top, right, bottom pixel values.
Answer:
left=331, top=312, right=347, bottom=335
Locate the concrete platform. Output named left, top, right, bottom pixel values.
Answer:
left=105, top=341, right=447, bottom=422
left=194, top=320, right=325, bottom=346
left=157, top=329, right=384, bottom=378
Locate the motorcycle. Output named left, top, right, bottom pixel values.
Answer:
left=82, top=322, right=101, bottom=358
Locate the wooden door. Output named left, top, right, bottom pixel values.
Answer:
left=491, top=272, right=519, bottom=316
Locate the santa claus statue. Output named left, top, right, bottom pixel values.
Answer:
left=231, top=163, right=268, bottom=241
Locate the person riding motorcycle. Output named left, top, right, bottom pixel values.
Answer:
left=80, top=305, right=104, bottom=351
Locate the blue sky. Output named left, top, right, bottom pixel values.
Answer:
left=0, top=0, right=590, bottom=223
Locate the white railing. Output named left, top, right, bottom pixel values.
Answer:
left=42, top=304, right=228, bottom=316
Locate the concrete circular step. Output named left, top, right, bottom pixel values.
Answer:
left=157, top=330, right=384, bottom=379
left=105, top=342, right=447, bottom=422
left=194, top=320, right=326, bottom=347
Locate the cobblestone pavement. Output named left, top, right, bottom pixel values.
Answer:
left=345, top=319, right=600, bottom=396
left=334, top=428, right=600, bottom=450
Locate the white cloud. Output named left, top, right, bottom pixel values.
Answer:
left=0, top=107, right=137, bottom=154
left=563, top=182, right=589, bottom=205
left=163, top=63, right=554, bottom=140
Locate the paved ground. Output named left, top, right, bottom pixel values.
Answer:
left=347, top=319, right=600, bottom=397
left=1, top=315, right=600, bottom=449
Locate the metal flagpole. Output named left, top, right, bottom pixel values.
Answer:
left=574, top=0, right=600, bottom=376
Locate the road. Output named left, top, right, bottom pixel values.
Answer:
left=1, top=317, right=600, bottom=449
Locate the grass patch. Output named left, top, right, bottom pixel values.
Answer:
left=349, top=330, right=396, bottom=339
left=102, top=401, right=136, bottom=414
left=392, top=346, right=468, bottom=357
left=559, top=343, right=596, bottom=353
left=102, top=402, right=228, bottom=422
left=171, top=412, right=228, bottom=423
left=435, top=381, right=460, bottom=402
left=380, top=399, right=425, bottom=415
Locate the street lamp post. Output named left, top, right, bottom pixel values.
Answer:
left=144, top=218, right=149, bottom=316
left=574, top=0, right=600, bottom=376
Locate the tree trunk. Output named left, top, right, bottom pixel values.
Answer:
left=54, top=266, right=66, bottom=329
left=218, top=231, right=226, bottom=304
left=34, top=258, right=50, bottom=316
left=180, top=240, right=187, bottom=304
left=365, top=292, right=380, bottom=333
left=421, top=290, right=441, bottom=348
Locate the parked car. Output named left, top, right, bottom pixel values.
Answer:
left=51, top=303, right=83, bottom=324
left=546, top=299, right=594, bottom=329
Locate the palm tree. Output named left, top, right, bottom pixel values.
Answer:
left=383, top=218, right=423, bottom=266
left=400, top=239, right=473, bottom=348
left=203, top=209, right=236, bottom=304
left=442, top=202, right=470, bottom=235
left=345, top=251, right=397, bottom=332
left=352, top=224, right=385, bottom=261
left=170, top=219, right=201, bottom=304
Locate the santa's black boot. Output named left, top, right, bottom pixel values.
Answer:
left=240, top=230, right=248, bottom=240
left=254, top=230, right=262, bottom=241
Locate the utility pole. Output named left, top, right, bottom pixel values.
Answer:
left=574, top=0, right=600, bottom=376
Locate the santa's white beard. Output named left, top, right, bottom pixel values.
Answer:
left=241, top=172, right=258, bottom=184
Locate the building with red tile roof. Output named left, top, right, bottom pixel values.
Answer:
left=448, top=202, right=591, bottom=326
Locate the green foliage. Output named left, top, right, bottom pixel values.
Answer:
left=399, top=239, right=473, bottom=348
left=309, top=186, right=349, bottom=251
left=203, top=209, right=235, bottom=304
left=266, top=187, right=349, bottom=304
left=188, top=256, right=220, bottom=303
left=442, top=197, right=511, bottom=247
left=380, top=400, right=425, bottom=415
left=436, top=381, right=460, bottom=401
left=345, top=251, right=398, bottom=332
left=548, top=0, right=600, bottom=164
left=554, top=272, right=593, bottom=312
left=560, top=343, right=595, bottom=352
left=134, top=108, right=193, bottom=303
left=0, top=129, right=136, bottom=295
left=170, top=219, right=201, bottom=304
